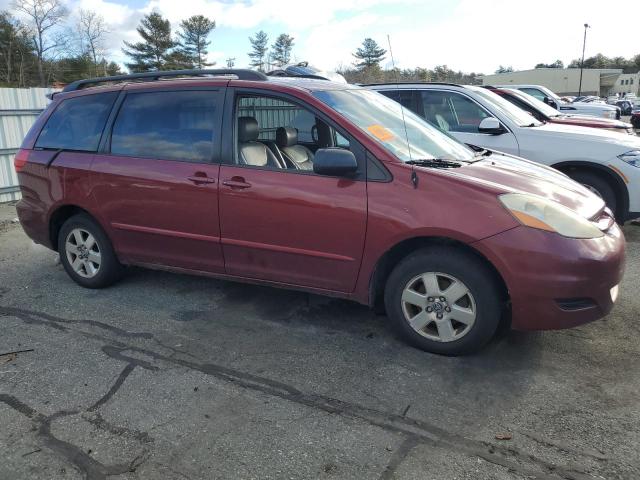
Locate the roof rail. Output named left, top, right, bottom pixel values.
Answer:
left=361, top=81, right=464, bottom=88
left=62, top=69, right=268, bottom=93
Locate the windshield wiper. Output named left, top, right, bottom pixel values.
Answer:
left=406, top=158, right=462, bottom=168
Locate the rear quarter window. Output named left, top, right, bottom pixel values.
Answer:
left=35, top=92, right=118, bottom=151
left=110, top=90, right=219, bottom=162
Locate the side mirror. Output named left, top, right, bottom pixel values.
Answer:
left=543, top=96, right=558, bottom=109
left=313, top=148, right=358, bottom=176
left=478, top=117, right=505, bottom=135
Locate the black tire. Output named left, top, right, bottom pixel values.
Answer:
left=384, top=247, right=502, bottom=356
left=58, top=213, right=124, bottom=288
left=567, top=171, right=618, bottom=218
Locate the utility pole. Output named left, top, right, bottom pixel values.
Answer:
left=578, top=23, right=590, bottom=96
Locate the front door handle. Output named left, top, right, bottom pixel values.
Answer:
left=222, top=177, right=252, bottom=189
left=187, top=173, right=216, bottom=185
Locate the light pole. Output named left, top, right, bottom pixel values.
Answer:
left=578, top=23, right=590, bottom=96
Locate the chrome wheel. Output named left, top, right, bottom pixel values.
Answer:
left=65, top=228, right=101, bottom=279
left=401, top=272, right=476, bottom=342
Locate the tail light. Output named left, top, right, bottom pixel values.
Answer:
left=13, top=149, right=29, bottom=172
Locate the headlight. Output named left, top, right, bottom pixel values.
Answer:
left=618, top=150, right=640, bottom=167
left=499, top=194, right=603, bottom=239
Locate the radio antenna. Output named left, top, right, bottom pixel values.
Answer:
left=387, top=34, right=413, bottom=162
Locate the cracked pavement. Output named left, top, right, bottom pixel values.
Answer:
left=1, top=202, right=639, bottom=480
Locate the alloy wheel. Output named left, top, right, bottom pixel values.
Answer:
left=65, top=228, right=101, bottom=279
left=401, top=272, right=476, bottom=342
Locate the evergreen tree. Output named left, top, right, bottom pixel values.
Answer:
left=248, top=30, right=268, bottom=71
left=271, top=33, right=294, bottom=67
left=353, top=38, right=386, bottom=69
left=122, top=12, right=175, bottom=72
left=176, top=15, right=216, bottom=69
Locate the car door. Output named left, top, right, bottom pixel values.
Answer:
left=417, top=90, right=520, bottom=156
left=217, top=89, right=367, bottom=293
left=91, top=88, right=225, bottom=273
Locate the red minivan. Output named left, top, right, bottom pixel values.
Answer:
left=15, top=69, right=625, bottom=355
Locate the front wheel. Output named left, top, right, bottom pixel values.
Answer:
left=567, top=171, right=618, bottom=219
left=384, top=247, right=502, bottom=355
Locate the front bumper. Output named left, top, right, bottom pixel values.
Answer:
left=473, top=224, right=625, bottom=330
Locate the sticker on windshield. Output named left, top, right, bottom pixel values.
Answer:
left=367, top=124, right=395, bottom=142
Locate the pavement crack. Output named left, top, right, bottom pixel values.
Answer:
left=0, top=306, right=153, bottom=339
left=99, top=344, right=597, bottom=480
left=88, top=363, right=137, bottom=412
left=378, top=435, right=420, bottom=480
left=0, top=394, right=148, bottom=480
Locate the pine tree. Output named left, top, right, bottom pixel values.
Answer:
left=248, top=30, right=268, bottom=71
left=176, top=15, right=216, bottom=69
left=271, top=33, right=294, bottom=67
left=122, top=12, right=175, bottom=72
left=353, top=38, right=386, bottom=70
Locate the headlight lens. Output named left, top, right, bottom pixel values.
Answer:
left=618, top=150, right=640, bottom=168
left=499, top=194, right=603, bottom=239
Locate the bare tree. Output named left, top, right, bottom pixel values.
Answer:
left=12, top=0, right=68, bottom=86
left=77, top=9, right=109, bottom=76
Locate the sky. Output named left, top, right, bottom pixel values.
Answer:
left=2, top=0, right=639, bottom=73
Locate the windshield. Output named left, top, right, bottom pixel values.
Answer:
left=313, top=89, right=474, bottom=162
left=470, top=87, right=543, bottom=127
left=503, top=88, right=561, bottom=117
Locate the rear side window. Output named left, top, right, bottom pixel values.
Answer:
left=36, top=92, right=118, bottom=151
left=110, top=91, right=219, bottom=162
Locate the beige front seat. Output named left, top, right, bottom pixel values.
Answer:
left=276, top=127, right=314, bottom=170
left=237, top=117, right=281, bottom=168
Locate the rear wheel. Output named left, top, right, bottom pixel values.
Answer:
left=567, top=171, right=618, bottom=217
left=58, top=214, right=124, bottom=288
left=384, top=247, right=502, bottom=355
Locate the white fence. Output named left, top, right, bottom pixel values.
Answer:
left=0, top=88, right=55, bottom=202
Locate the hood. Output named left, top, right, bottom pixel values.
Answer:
left=442, top=153, right=604, bottom=219
left=552, top=114, right=631, bottom=129
left=563, top=101, right=617, bottom=111
left=528, top=122, right=640, bottom=149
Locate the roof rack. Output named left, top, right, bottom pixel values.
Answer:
left=62, top=69, right=268, bottom=93
left=361, top=81, right=464, bottom=88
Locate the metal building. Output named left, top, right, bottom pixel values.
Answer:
left=481, top=68, right=623, bottom=97
left=0, top=88, right=54, bottom=203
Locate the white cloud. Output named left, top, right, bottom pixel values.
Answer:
left=1, top=0, right=637, bottom=73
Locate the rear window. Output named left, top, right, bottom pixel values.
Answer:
left=35, top=92, right=118, bottom=151
left=110, top=91, right=219, bottom=162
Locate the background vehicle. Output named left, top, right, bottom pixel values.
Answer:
left=267, top=62, right=347, bottom=83
left=368, top=82, right=640, bottom=221
left=486, top=86, right=636, bottom=135
left=615, top=100, right=635, bottom=115
left=497, top=84, right=621, bottom=119
left=14, top=69, right=624, bottom=355
left=632, top=108, right=640, bottom=129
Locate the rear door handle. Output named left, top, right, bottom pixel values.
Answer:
left=222, top=177, right=252, bottom=189
left=187, top=174, right=216, bottom=185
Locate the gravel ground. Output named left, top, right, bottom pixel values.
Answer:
left=1, top=202, right=639, bottom=480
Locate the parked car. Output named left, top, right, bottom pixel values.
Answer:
left=368, top=82, right=640, bottom=221
left=267, top=61, right=347, bottom=83
left=615, top=100, right=635, bottom=116
left=486, top=86, right=636, bottom=135
left=15, top=69, right=625, bottom=355
left=497, top=85, right=621, bottom=119
left=632, top=108, right=640, bottom=129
